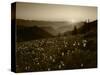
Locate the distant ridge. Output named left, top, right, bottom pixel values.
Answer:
left=16, top=19, right=67, bottom=27
left=16, top=19, right=73, bottom=36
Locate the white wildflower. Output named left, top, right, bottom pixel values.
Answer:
left=50, top=56, right=52, bottom=60
left=58, top=65, right=61, bottom=69
left=83, top=40, right=87, bottom=43
left=62, top=52, right=64, bottom=56
left=72, top=50, right=74, bottom=53
left=65, top=44, right=67, bottom=47
left=66, top=42, right=68, bottom=44
left=48, top=68, right=50, bottom=71
left=62, top=63, right=65, bottom=66
left=52, top=59, right=55, bottom=62
left=77, top=42, right=80, bottom=46
left=60, top=61, right=64, bottom=66
left=25, top=66, right=30, bottom=70
left=25, top=66, right=28, bottom=70
left=81, top=64, right=84, bottom=67
left=83, top=43, right=86, bottom=47
left=73, top=43, right=76, bottom=46
left=73, top=41, right=76, bottom=46
left=37, top=62, right=39, bottom=65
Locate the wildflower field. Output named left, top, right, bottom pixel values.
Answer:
left=16, top=36, right=97, bottom=72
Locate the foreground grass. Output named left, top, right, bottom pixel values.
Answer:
left=16, top=36, right=97, bottom=72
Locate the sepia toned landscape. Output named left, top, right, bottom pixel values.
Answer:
left=14, top=2, right=97, bottom=72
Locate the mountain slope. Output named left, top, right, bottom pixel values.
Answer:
left=78, top=20, right=97, bottom=37
left=63, top=20, right=97, bottom=37
left=41, top=26, right=58, bottom=36
left=16, top=19, right=74, bottom=35
left=17, top=26, right=53, bottom=42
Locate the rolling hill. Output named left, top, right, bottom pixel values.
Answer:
left=78, top=20, right=97, bottom=37
left=17, top=26, right=53, bottom=42
left=16, top=19, right=74, bottom=35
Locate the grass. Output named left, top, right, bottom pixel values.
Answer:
left=16, top=35, right=97, bottom=72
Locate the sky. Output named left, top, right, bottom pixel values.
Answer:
left=16, top=2, right=97, bottom=22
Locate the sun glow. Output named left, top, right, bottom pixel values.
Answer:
left=70, top=19, right=77, bottom=23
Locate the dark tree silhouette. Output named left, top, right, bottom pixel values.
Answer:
left=72, top=26, right=78, bottom=35
left=58, top=32, right=61, bottom=37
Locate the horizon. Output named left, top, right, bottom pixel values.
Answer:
left=16, top=19, right=97, bottom=34
left=16, top=18, right=97, bottom=23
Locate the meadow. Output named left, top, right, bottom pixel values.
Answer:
left=16, top=35, right=97, bottom=72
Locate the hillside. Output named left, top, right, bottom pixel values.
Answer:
left=16, top=19, right=74, bottom=35
left=78, top=20, right=97, bottom=38
left=64, top=20, right=97, bottom=37
left=17, top=26, right=53, bottom=42
left=41, top=26, right=58, bottom=36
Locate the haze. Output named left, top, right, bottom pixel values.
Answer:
left=16, top=2, right=97, bottom=22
